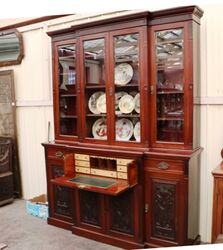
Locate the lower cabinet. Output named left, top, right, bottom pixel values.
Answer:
left=72, top=187, right=143, bottom=249
left=43, top=145, right=195, bottom=249
left=144, top=158, right=188, bottom=247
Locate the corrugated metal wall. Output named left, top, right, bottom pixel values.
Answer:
left=1, top=5, right=222, bottom=243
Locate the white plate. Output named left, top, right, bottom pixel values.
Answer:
left=88, top=92, right=104, bottom=114
left=116, top=118, right=133, bottom=141
left=92, top=118, right=107, bottom=140
left=134, top=121, right=140, bottom=142
left=115, top=63, right=133, bottom=86
left=96, top=94, right=106, bottom=113
left=118, top=94, right=135, bottom=114
left=115, top=91, right=127, bottom=111
left=134, top=93, right=140, bottom=113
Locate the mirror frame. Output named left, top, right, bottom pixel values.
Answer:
left=0, top=29, right=24, bottom=67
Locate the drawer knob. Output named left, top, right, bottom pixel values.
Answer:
left=55, top=151, right=64, bottom=159
left=157, top=162, right=169, bottom=170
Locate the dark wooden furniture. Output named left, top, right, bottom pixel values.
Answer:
left=212, top=153, right=223, bottom=243
left=0, top=137, right=13, bottom=206
left=42, top=6, right=203, bottom=249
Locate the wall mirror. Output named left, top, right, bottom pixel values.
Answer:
left=0, top=29, right=24, bottom=67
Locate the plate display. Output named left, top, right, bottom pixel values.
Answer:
left=88, top=92, right=104, bottom=114
left=134, top=121, right=140, bottom=142
left=134, top=93, right=140, bottom=113
left=92, top=118, right=107, bottom=140
left=118, top=94, right=135, bottom=114
left=96, top=94, right=106, bottom=113
left=116, top=118, right=133, bottom=141
left=115, top=63, right=133, bottom=86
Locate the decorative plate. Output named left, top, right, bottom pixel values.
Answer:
left=115, top=63, right=133, bottom=86
left=116, top=118, right=133, bottom=141
left=88, top=92, right=104, bottom=114
left=92, top=118, right=107, bottom=140
left=133, top=121, right=140, bottom=142
left=118, top=94, right=135, bottom=114
left=96, top=94, right=106, bottom=113
left=115, top=91, right=127, bottom=111
left=134, top=93, right=140, bottom=113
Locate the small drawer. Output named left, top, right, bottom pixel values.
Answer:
left=146, top=159, right=184, bottom=172
left=75, top=154, right=89, bottom=161
left=117, top=172, right=128, bottom=180
left=75, top=160, right=90, bottom=167
left=117, top=165, right=127, bottom=172
left=91, top=169, right=117, bottom=178
left=117, top=158, right=132, bottom=166
left=75, top=167, right=90, bottom=174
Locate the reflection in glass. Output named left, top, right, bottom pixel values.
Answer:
left=84, top=38, right=107, bottom=140
left=58, top=44, right=77, bottom=136
left=84, top=38, right=105, bottom=85
left=156, top=28, right=184, bottom=142
left=114, top=33, right=140, bottom=142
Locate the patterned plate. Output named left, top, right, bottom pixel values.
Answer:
left=115, top=63, right=133, bottom=86
left=116, top=118, right=133, bottom=141
left=92, top=118, right=107, bottom=140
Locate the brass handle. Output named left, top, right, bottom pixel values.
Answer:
left=157, top=161, right=169, bottom=170
left=55, top=151, right=64, bottom=159
left=145, top=203, right=149, bottom=213
left=150, top=85, right=154, bottom=95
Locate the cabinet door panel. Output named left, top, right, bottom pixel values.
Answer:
left=81, top=35, right=109, bottom=142
left=110, top=27, right=147, bottom=146
left=150, top=22, right=192, bottom=148
left=108, top=189, right=134, bottom=235
left=145, top=171, right=187, bottom=246
left=49, top=183, right=74, bottom=223
left=53, top=39, right=78, bottom=141
left=79, top=190, right=102, bottom=227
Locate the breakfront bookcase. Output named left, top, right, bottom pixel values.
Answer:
left=42, top=6, right=203, bottom=249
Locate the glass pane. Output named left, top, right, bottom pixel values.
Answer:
left=84, top=38, right=107, bottom=140
left=58, top=44, right=77, bottom=136
left=114, top=33, right=140, bottom=142
left=156, top=28, right=184, bottom=142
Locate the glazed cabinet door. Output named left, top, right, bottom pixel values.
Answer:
left=53, top=39, right=79, bottom=141
left=109, top=27, right=148, bottom=146
left=144, top=163, right=188, bottom=247
left=80, top=33, right=109, bottom=143
left=150, top=22, right=193, bottom=149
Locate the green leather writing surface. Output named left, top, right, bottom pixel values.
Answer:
left=68, top=175, right=116, bottom=188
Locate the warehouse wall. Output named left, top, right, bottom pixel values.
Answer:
left=0, top=5, right=222, bottom=243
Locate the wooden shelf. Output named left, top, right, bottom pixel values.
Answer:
left=157, top=90, right=183, bottom=94
left=60, top=115, right=77, bottom=119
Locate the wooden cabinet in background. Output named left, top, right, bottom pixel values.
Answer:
left=43, top=6, right=203, bottom=249
left=212, top=163, right=223, bottom=243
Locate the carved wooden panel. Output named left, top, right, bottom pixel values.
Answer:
left=79, top=190, right=100, bottom=226
left=109, top=189, right=133, bottom=234
left=0, top=173, right=13, bottom=205
left=52, top=165, right=64, bottom=178
left=0, top=138, right=11, bottom=173
left=54, top=185, right=72, bottom=217
left=152, top=180, right=176, bottom=240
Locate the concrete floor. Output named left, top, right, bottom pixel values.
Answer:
left=0, top=199, right=121, bottom=250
